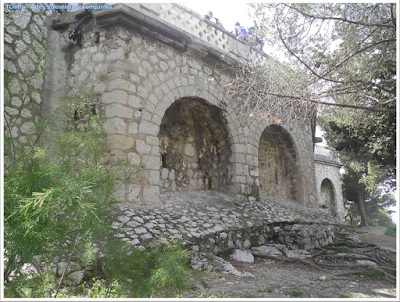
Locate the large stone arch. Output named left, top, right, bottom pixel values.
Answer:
left=320, top=178, right=337, bottom=216
left=135, top=75, right=248, bottom=202
left=158, top=97, right=232, bottom=193
left=257, top=124, right=301, bottom=201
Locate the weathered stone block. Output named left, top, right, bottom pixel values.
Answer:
left=128, top=95, right=142, bottom=108
left=139, top=120, right=159, bottom=136
left=107, top=134, right=134, bottom=150
left=142, top=186, right=160, bottom=204
left=105, top=103, right=133, bottom=119
left=105, top=118, right=126, bottom=134
left=102, top=90, right=128, bottom=105
left=107, top=78, right=132, bottom=91
left=136, top=139, right=151, bottom=154
left=128, top=122, right=138, bottom=134
left=142, top=155, right=160, bottom=170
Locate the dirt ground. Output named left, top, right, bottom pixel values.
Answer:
left=355, top=226, right=396, bottom=249
left=182, top=227, right=397, bottom=299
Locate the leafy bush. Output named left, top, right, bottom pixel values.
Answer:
left=385, top=225, right=396, bottom=237
left=103, top=238, right=193, bottom=298
left=361, top=268, right=381, bottom=279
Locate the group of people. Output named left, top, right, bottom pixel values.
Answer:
left=204, top=11, right=264, bottom=51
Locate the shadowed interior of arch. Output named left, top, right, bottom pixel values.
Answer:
left=258, top=124, right=300, bottom=201
left=158, top=97, right=232, bottom=193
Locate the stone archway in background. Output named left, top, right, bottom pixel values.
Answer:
left=258, top=124, right=300, bottom=200
left=158, top=97, right=232, bottom=193
left=321, top=178, right=336, bottom=216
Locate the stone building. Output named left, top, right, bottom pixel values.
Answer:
left=314, top=144, right=344, bottom=218
left=3, top=3, right=344, bottom=219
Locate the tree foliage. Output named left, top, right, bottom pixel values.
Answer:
left=319, top=115, right=396, bottom=227
left=232, top=3, right=397, bottom=226
left=249, top=3, right=396, bottom=113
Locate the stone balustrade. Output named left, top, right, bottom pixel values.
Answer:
left=159, top=3, right=229, bottom=52
left=137, top=3, right=267, bottom=64
left=314, top=144, right=340, bottom=163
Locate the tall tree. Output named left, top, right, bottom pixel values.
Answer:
left=319, top=114, right=396, bottom=227
left=249, top=3, right=396, bottom=113
left=221, top=3, right=396, bottom=133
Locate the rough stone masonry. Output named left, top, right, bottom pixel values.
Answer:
left=4, top=3, right=345, bottom=273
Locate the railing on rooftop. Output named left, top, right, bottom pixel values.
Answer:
left=159, top=3, right=229, bottom=51
left=314, top=144, right=341, bottom=164
left=158, top=3, right=267, bottom=64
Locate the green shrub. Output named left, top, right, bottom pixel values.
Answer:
left=293, top=218, right=311, bottom=225
left=361, top=268, right=381, bottom=279
left=385, top=225, right=396, bottom=237
left=4, top=84, right=139, bottom=297
left=103, top=238, right=193, bottom=298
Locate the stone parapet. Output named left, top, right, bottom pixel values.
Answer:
left=314, top=144, right=341, bottom=166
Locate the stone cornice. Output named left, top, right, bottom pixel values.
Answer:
left=52, top=3, right=264, bottom=68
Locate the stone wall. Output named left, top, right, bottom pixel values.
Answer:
left=4, top=6, right=49, bottom=159
left=159, top=98, right=232, bottom=193
left=111, top=190, right=343, bottom=254
left=258, top=125, right=299, bottom=200
left=43, top=3, right=319, bottom=207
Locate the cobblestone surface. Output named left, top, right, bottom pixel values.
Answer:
left=111, top=190, right=344, bottom=254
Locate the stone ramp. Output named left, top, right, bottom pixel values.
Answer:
left=112, top=190, right=344, bottom=253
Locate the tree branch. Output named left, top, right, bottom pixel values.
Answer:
left=283, top=3, right=395, bottom=28
left=390, top=4, right=396, bottom=27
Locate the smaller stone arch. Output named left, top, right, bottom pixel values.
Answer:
left=320, top=178, right=336, bottom=216
left=258, top=124, right=300, bottom=201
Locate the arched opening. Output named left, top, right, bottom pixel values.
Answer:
left=321, top=178, right=336, bottom=216
left=258, top=125, right=299, bottom=200
left=158, top=97, right=231, bottom=193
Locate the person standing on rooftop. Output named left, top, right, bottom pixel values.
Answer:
left=205, top=11, right=225, bottom=29
left=234, top=22, right=247, bottom=41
